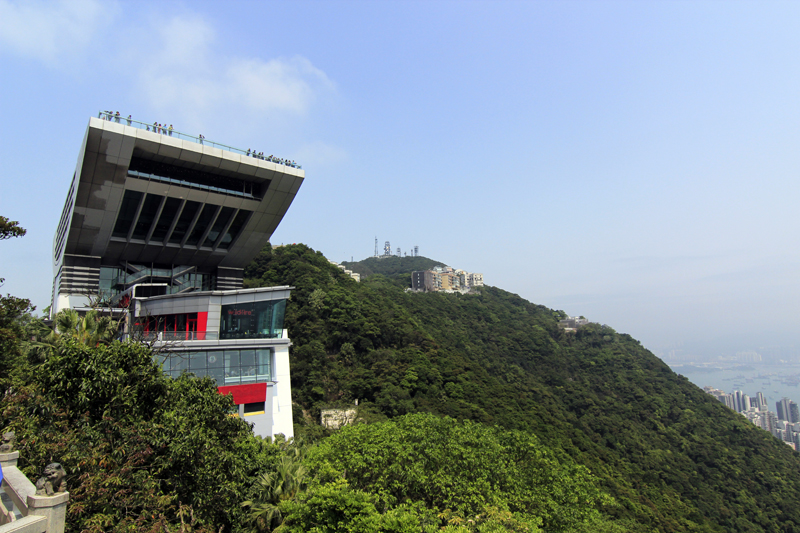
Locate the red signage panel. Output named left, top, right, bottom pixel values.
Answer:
left=217, top=382, right=267, bottom=404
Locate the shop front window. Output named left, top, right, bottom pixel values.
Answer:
left=219, top=300, right=286, bottom=339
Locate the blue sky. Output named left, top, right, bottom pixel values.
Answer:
left=1, top=0, right=800, bottom=360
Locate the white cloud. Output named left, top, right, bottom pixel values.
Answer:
left=124, top=14, right=335, bottom=129
left=0, top=0, right=115, bottom=65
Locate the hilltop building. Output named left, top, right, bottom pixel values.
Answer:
left=411, top=266, right=483, bottom=293
left=51, top=113, right=304, bottom=438
left=558, top=316, right=590, bottom=332
left=328, top=260, right=360, bottom=282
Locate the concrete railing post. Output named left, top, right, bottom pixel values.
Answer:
left=0, top=451, right=69, bottom=533
left=0, top=452, right=19, bottom=470
left=25, top=494, right=68, bottom=533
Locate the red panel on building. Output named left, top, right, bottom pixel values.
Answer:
left=218, top=382, right=267, bottom=405
left=197, top=312, right=208, bottom=340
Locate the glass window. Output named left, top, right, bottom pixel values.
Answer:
left=243, top=402, right=265, bottom=416
left=128, top=156, right=264, bottom=199
left=189, top=351, right=207, bottom=372
left=162, top=349, right=272, bottom=385
left=207, top=351, right=223, bottom=368
left=131, top=193, right=164, bottom=240
left=240, top=350, right=256, bottom=383
left=185, top=204, right=219, bottom=246
left=256, top=349, right=271, bottom=380
left=169, top=354, right=187, bottom=378
left=224, top=350, right=241, bottom=385
left=151, top=197, right=182, bottom=242
left=207, top=366, right=225, bottom=385
left=218, top=210, right=251, bottom=249
left=203, top=207, right=235, bottom=248
left=220, top=300, right=287, bottom=339
left=112, top=190, right=143, bottom=238
left=169, top=201, right=201, bottom=244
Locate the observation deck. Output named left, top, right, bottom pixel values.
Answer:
left=98, top=111, right=302, bottom=169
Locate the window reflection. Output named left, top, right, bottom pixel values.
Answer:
left=164, top=348, right=272, bottom=386
left=219, top=300, right=287, bottom=339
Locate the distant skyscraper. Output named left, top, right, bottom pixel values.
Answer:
left=755, top=392, right=768, bottom=411
left=721, top=394, right=735, bottom=410
left=733, top=391, right=750, bottom=413
left=776, top=398, right=798, bottom=422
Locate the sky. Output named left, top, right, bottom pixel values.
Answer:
left=1, top=0, right=800, bottom=361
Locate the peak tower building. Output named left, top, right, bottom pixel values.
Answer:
left=51, top=114, right=304, bottom=438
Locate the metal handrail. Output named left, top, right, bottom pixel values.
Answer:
left=97, top=111, right=302, bottom=169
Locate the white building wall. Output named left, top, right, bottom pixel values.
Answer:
left=270, top=333, right=294, bottom=439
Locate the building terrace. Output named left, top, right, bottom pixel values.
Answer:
left=98, top=111, right=301, bottom=169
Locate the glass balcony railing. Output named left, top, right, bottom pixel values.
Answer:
left=97, top=111, right=302, bottom=169
left=136, top=331, right=219, bottom=342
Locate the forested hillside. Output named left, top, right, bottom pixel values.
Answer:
left=245, top=244, right=800, bottom=533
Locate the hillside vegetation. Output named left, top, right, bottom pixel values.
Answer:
left=5, top=238, right=800, bottom=531
left=244, top=244, right=800, bottom=533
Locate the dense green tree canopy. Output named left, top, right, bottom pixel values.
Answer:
left=305, top=413, right=611, bottom=532
left=3, top=338, right=282, bottom=532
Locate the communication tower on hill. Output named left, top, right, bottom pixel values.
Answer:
left=374, top=236, right=378, bottom=257
left=414, top=245, right=419, bottom=257
left=384, top=241, right=391, bottom=256
left=396, top=247, right=401, bottom=256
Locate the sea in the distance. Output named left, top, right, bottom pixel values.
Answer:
left=670, top=363, right=800, bottom=408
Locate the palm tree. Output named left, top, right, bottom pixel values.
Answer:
left=28, top=309, right=119, bottom=362
left=54, top=309, right=117, bottom=346
left=241, top=449, right=308, bottom=532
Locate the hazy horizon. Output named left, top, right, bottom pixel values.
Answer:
left=2, top=0, right=800, bottom=362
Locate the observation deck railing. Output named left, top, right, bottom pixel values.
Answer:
left=97, top=111, right=302, bottom=169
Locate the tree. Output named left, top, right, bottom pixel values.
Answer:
left=0, top=215, right=31, bottom=386
left=304, top=413, right=611, bottom=533
left=0, top=216, right=25, bottom=240
left=52, top=309, right=117, bottom=346
left=3, top=338, right=282, bottom=532
left=0, top=294, right=34, bottom=384
left=241, top=447, right=308, bottom=532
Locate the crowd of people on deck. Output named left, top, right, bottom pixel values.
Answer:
left=99, top=110, right=300, bottom=169
left=101, top=110, right=133, bottom=126
left=245, top=149, right=299, bottom=168
left=101, top=111, right=173, bottom=135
